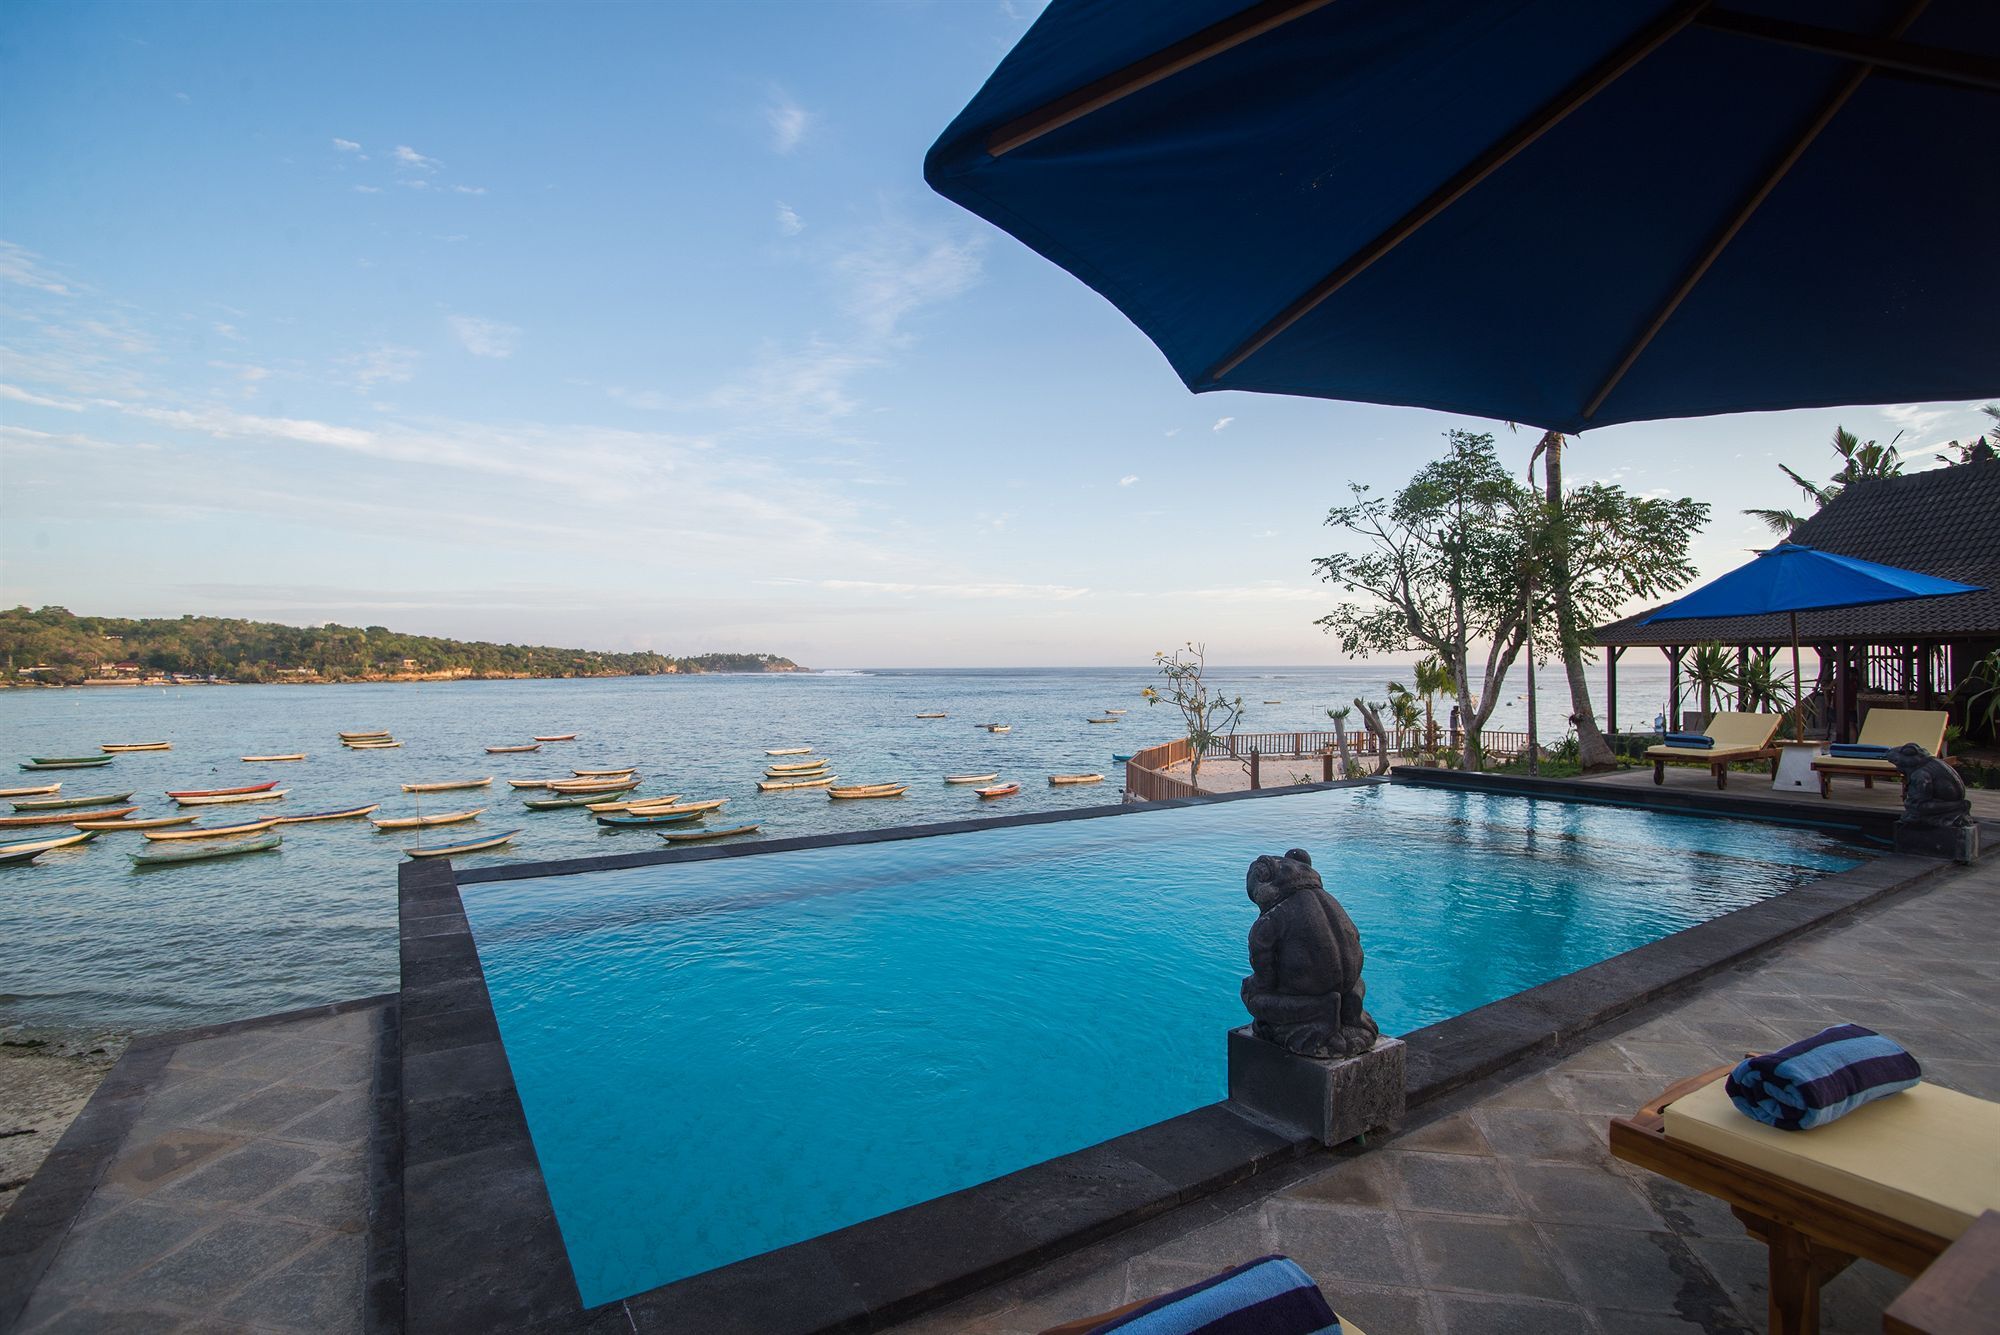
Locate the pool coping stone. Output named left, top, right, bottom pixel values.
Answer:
left=397, top=774, right=1957, bottom=1334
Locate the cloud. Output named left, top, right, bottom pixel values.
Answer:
left=775, top=202, right=804, bottom=236
left=765, top=91, right=811, bottom=153
left=212, top=321, right=242, bottom=340
left=709, top=340, right=880, bottom=433
left=451, top=184, right=486, bottom=196
left=0, top=383, right=85, bottom=411
left=835, top=228, right=984, bottom=340
left=0, top=240, right=74, bottom=295
left=123, top=403, right=375, bottom=450
left=207, top=360, right=270, bottom=396
left=1164, top=428, right=1181, bottom=437
left=340, top=344, right=421, bottom=389
left=1212, top=416, right=1234, bottom=432
left=1118, top=474, right=1138, bottom=486
left=353, top=185, right=382, bottom=194
left=392, top=144, right=439, bottom=171
left=332, top=138, right=361, bottom=152
left=447, top=315, right=520, bottom=359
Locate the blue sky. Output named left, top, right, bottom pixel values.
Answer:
left=0, top=1, right=1989, bottom=668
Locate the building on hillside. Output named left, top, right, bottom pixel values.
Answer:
left=1593, top=454, right=2000, bottom=745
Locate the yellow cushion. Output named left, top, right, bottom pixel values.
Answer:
left=1644, top=744, right=1762, bottom=761
left=1663, top=1079, right=2000, bottom=1241
left=1855, top=708, right=1949, bottom=752
left=1811, top=755, right=1897, bottom=774
left=1704, top=711, right=1783, bottom=750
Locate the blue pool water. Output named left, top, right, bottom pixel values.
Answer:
left=461, top=783, right=1862, bottom=1305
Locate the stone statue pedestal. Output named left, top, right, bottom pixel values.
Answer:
left=1893, top=820, right=1980, bottom=864
left=1227, top=1027, right=1405, bottom=1147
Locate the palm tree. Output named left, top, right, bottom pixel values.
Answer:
left=1411, top=655, right=1451, bottom=754
left=1686, top=642, right=1735, bottom=721
left=1746, top=426, right=1905, bottom=536
left=1527, top=431, right=1617, bottom=771
left=1936, top=403, right=2000, bottom=466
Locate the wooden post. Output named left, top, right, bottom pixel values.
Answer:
left=1323, top=749, right=1333, bottom=782
left=1667, top=646, right=1684, bottom=732
left=1606, top=645, right=1623, bottom=735
left=1736, top=645, right=1750, bottom=709
left=1250, top=749, right=1261, bottom=791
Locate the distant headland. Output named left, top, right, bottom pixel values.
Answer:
left=0, top=606, right=804, bottom=686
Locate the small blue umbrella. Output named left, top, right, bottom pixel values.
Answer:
left=1641, top=544, right=1981, bottom=738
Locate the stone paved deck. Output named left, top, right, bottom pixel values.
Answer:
left=6, top=1002, right=385, bottom=1334
left=1582, top=761, right=2000, bottom=820
left=889, top=856, right=1999, bottom=1335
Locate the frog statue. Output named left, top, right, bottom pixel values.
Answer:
left=1240, top=849, right=1380, bottom=1059
left=1887, top=743, right=1973, bottom=829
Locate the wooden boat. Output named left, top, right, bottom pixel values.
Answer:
left=597, top=808, right=706, bottom=827
left=547, top=777, right=641, bottom=794
left=533, top=734, right=577, bottom=742
left=764, top=764, right=830, bottom=779
left=169, top=782, right=278, bottom=798
left=975, top=783, right=1020, bottom=799
left=625, top=797, right=726, bottom=816
left=1, top=806, right=137, bottom=828
left=175, top=789, right=287, bottom=807
left=507, top=779, right=562, bottom=790
left=339, top=730, right=391, bottom=740
left=980, top=724, right=1012, bottom=734
left=343, top=739, right=402, bottom=749
left=21, top=756, right=115, bottom=770
left=1112, top=753, right=1135, bottom=763
left=0, top=831, right=97, bottom=856
left=132, top=833, right=282, bottom=866
left=659, top=823, right=760, bottom=843
left=1049, top=773, right=1105, bottom=785
left=486, top=744, right=542, bottom=754
left=827, top=783, right=907, bottom=799
left=12, top=791, right=135, bottom=812
left=583, top=793, right=682, bottom=813
left=101, top=742, right=171, bottom=752
left=1086, top=716, right=1119, bottom=724
left=73, top=814, right=199, bottom=831
left=405, top=829, right=519, bottom=859
left=241, top=754, right=307, bottom=763
left=400, top=778, right=493, bottom=793
left=943, top=773, right=1000, bottom=785
left=765, top=747, right=813, bottom=756
left=524, top=791, right=627, bottom=811
left=1263, top=700, right=1282, bottom=705
left=915, top=712, right=947, bottom=719
left=0, top=846, right=45, bottom=867
left=0, top=783, right=60, bottom=798
left=272, top=804, right=380, bottom=825
left=144, top=819, right=281, bottom=841
left=1105, top=709, right=1128, bottom=715
left=758, top=775, right=836, bottom=791
left=372, top=808, right=484, bottom=831
left=572, top=767, right=637, bottom=778
left=766, top=759, right=828, bottom=773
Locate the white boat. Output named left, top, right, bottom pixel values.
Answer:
left=174, top=790, right=288, bottom=807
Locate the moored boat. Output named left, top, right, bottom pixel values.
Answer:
left=343, top=739, right=402, bottom=749
left=596, top=808, right=706, bottom=827
left=975, top=782, right=1020, bottom=799
left=339, top=730, right=391, bottom=741
left=0, top=846, right=46, bottom=866
left=241, top=754, right=307, bottom=763
left=533, top=734, right=577, bottom=742
left=144, top=819, right=281, bottom=842
left=1112, top=753, right=1135, bottom=763
left=21, top=756, right=115, bottom=770
left=764, top=764, right=830, bottom=779
left=1049, top=773, right=1105, bottom=785
left=101, top=742, right=171, bottom=752
left=405, top=829, right=520, bottom=859
left=132, top=833, right=282, bottom=866
left=12, top=791, right=136, bottom=812
left=524, top=791, right=628, bottom=811
left=915, top=712, right=947, bottom=719
left=943, top=773, right=1000, bottom=784
left=73, top=814, right=199, bottom=831
left=547, top=777, right=642, bottom=794
left=272, top=804, right=380, bottom=824
left=372, top=808, right=484, bottom=831
left=1105, top=709, right=1128, bottom=715
left=764, top=747, right=813, bottom=755
left=507, top=779, right=561, bottom=790
left=624, top=797, right=725, bottom=816
left=765, top=759, right=829, bottom=774
left=0, top=783, right=60, bottom=798
left=167, top=781, right=278, bottom=798
left=572, top=767, right=637, bottom=778
left=0, top=831, right=98, bottom=856
left=979, top=724, right=1012, bottom=733
left=1263, top=700, right=1282, bottom=705
left=583, top=793, right=683, bottom=813
left=757, top=775, right=837, bottom=791
left=486, top=744, right=543, bottom=754
left=827, top=783, right=907, bottom=799
left=401, top=777, right=493, bottom=793
left=659, top=823, right=759, bottom=843
left=174, top=789, right=288, bottom=807
left=0, top=806, right=137, bottom=829
left=1086, top=716, right=1118, bottom=724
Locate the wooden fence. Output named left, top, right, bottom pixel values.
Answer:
left=1124, top=737, right=1202, bottom=802
left=1126, top=727, right=1536, bottom=801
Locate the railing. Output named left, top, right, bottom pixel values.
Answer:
left=1127, top=727, right=1537, bottom=802
left=1124, top=737, right=1201, bottom=802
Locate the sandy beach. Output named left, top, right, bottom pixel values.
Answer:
left=0, top=1034, right=121, bottom=1219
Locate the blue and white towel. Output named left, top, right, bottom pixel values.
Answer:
left=1663, top=733, right=1714, bottom=749
left=1828, top=743, right=1891, bottom=760
left=1089, top=1255, right=1340, bottom=1334
left=1726, top=1023, right=1922, bottom=1131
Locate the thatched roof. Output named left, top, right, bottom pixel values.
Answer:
left=1595, top=455, right=2000, bottom=648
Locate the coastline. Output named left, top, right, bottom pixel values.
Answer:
left=0, top=666, right=809, bottom=690
left=0, top=1030, right=123, bottom=1220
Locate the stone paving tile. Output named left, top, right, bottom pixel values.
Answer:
left=1431, top=1293, right=1591, bottom=1335
left=1264, top=1201, right=1419, bottom=1288
left=122, top=1215, right=321, bottom=1309
left=1405, top=1212, right=1576, bottom=1303
left=1379, top=1149, right=1522, bottom=1217
left=1504, top=1160, right=1666, bottom=1231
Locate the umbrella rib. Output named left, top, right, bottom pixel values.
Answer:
left=1201, top=0, right=1712, bottom=387
left=1581, top=0, right=1934, bottom=424
left=985, top=0, right=1339, bottom=159
left=1695, top=9, right=2000, bottom=94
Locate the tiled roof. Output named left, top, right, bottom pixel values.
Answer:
left=1595, top=456, right=2000, bottom=646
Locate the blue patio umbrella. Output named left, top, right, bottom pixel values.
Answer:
left=925, top=1, right=2000, bottom=433
left=1640, top=543, right=1981, bottom=738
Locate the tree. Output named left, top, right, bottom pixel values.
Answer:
left=1327, top=704, right=1357, bottom=778
left=1527, top=430, right=1618, bottom=771
left=1410, top=654, right=1451, bottom=754
left=1686, top=642, right=1736, bottom=720
left=1141, top=642, right=1244, bottom=788
left=1745, top=426, right=1905, bottom=536
left=1935, top=404, right=1999, bottom=466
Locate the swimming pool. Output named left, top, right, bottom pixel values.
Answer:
left=458, top=782, right=1862, bottom=1306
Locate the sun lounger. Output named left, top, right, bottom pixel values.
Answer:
left=1643, top=711, right=1783, bottom=789
left=1611, top=1065, right=2000, bottom=1335
left=1810, top=708, right=1949, bottom=799
left=1037, top=1254, right=1365, bottom=1334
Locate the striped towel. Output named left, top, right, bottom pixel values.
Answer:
left=1088, top=1255, right=1340, bottom=1334
left=1725, top=1024, right=1922, bottom=1131
left=1663, top=733, right=1714, bottom=749
left=1828, top=743, right=1891, bottom=759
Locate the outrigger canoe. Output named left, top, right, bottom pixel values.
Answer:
left=0, top=784, right=60, bottom=798
left=758, top=775, right=837, bottom=791
left=596, top=808, right=706, bottom=827
left=623, top=798, right=725, bottom=816
left=533, top=734, right=577, bottom=742
left=175, top=790, right=287, bottom=807
left=101, top=742, right=171, bottom=752
left=979, top=724, right=1012, bottom=734
left=21, top=756, right=114, bottom=770
left=168, top=781, right=277, bottom=799
left=1049, top=773, right=1105, bottom=785
left=242, top=754, right=306, bottom=763
left=547, top=777, right=641, bottom=794
left=1105, top=709, right=1128, bottom=715
left=485, top=744, right=542, bottom=754
left=405, top=829, right=519, bottom=859
left=73, top=814, right=199, bottom=831
left=584, top=794, right=683, bottom=813
left=144, top=819, right=280, bottom=841
left=828, top=783, right=907, bottom=799
left=915, top=712, right=947, bottom=719
left=12, top=791, right=135, bottom=811
left=975, top=783, right=1020, bottom=799
left=1112, top=753, right=1135, bottom=764
left=1, top=806, right=137, bottom=828
left=372, top=808, right=484, bottom=831
left=1086, top=716, right=1119, bottom=724
left=339, top=730, right=391, bottom=740
left=524, top=791, right=630, bottom=811
left=272, top=804, right=380, bottom=825
left=0, top=847, right=46, bottom=867
left=766, top=759, right=829, bottom=774
left=943, top=773, right=999, bottom=785
left=507, top=779, right=561, bottom=790
left=343, top=740, right=402, bottom=749
left=764, top=764, right=829, bottom=779
left=0, top=832, right=97, bottom=856
left=659, top=823, right=760, bottom=844
left=764, top=747, right=813, bottom=756
left=571, top=767, right=637, bottom=778
left=132, top=833, right=281, bottom=866
left=401, top=778, right=492, bottom=793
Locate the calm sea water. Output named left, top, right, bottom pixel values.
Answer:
left=465, top=782, right=1857, bottom=1303
left=0, top=663, right=1671, bottom=1036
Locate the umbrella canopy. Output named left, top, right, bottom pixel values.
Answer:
left=1640, top=543, right=1982, bottom=623
left=925, top=1, right=2000, bottom=434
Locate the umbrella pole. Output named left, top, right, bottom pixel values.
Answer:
left=1789, top=611, right=1803, bottom=742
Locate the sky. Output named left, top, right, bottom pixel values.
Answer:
left=0, top=2, right=1990, bottom=669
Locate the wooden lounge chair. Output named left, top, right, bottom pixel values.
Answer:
left=1037, top=1255, right=1368, bottom=1334
left=1643, top=711, right=1783, bottom=789
left=1610, top=1065, right=2000, bottom=1335
left=1810, top=708, right=1949, bottom=799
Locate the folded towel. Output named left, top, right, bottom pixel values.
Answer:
left=1828, top=743, right=1891, bottom=759
left=1662, top=733, right=1713, bottom=749
left=1090, top=1255, right=1340, bottom=1334
left=1726, top=1023, right=1922, bottom=1131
